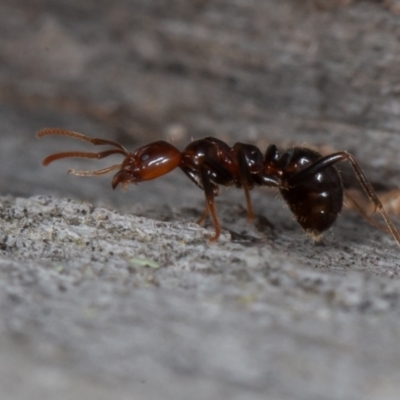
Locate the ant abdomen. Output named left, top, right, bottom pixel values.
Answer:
left=277, top=148, right=344, bottom=238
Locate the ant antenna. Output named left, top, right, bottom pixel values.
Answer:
left=36, top=128, right=129, bottom=168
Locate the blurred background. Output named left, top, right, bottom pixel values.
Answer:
left=2, top=0, right=400, bottom=213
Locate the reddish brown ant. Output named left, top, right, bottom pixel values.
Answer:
left=37, top=128, right=400, bottom=246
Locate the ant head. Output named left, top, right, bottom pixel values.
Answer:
left=112, top=141, right=182, bottom=190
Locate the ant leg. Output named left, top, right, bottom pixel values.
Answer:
left=179, top=170, right=209, bottom=225
left=197, top=207, right=208, bottom=225
left=233, top=143, right=265, bottom=222
left=344, top=191, right=390, bottom=234
left=200, top=168, right=221, bottom=242
left=233, top=144, right=253, bottom=221
left=242, top=182, right=254, bottom=222
left=287, top=151, right=400, bottom=246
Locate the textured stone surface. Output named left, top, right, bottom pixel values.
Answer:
left=1, top=1, right=400, bottom=399
left=1, top=195, right=400, bottom=400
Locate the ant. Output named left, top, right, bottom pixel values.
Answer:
left=37, top=128, right=400, bottom=246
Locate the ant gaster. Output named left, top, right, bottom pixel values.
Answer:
left=37, top=128, right=400, bottom=246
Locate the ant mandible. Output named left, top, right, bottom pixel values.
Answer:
left=37, top=128, right=400, bottom=246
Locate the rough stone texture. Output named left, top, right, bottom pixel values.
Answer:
left=1, top=1, right=400, bottom=399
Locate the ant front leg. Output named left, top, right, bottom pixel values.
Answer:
left=286, top=151, right=400, bottom=246
left=180, top=161, right=222, bottom=241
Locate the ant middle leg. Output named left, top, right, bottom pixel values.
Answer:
left=233, top=142, right=265, bottom=222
